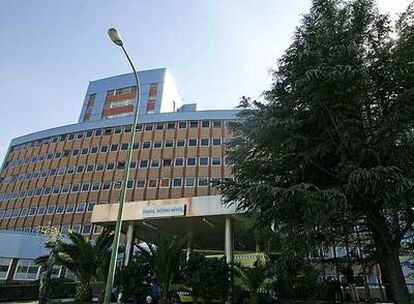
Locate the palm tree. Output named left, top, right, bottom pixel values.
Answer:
left=137, top=234, right=187, bottom=304
left=236, top=261, right=271, bottom=304
left=55, top=229, right=113, bottom=302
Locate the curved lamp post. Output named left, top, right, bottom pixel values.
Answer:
left=104, top=28, right=142, bottom=304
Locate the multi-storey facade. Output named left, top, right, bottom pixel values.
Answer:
left=0, top=68, right=240, bottom=282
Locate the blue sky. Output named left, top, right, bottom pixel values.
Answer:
left=0, top=0, right=410, bottom=161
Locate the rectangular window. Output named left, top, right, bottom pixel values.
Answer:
left=200, top=138, right=209, bottom=146
left=211, top=157, right=222, bottom=166
left=66, top=166, right=75, bottom=174
left=136, top=179, right=146, bottom=188
left=151, top=159, right=160, bottom=168
left=102, top=181, right=112, bottom=190
left=160, top=178, right=170, bottom=188
left=201, top=120, right=210, bottom=128
left=86, top=130, right=93, bottom=138
left=113, top=180, right=123, bottom=189
left=114, top=127, right=122, bottom=134
left=76, top=203, right=86, bottom=213
left=110, top=144, right=119, bottom=152
left=198, top=177, right=209, bottom=187
left=148, top=179, right=157, bottom=188
left=72, top=149, right=80, bottom=156
left=96, top=163, right=105, bottom=171
left=72, top=184, right=80, bottom=192
left=133, top=142, right=140, bottom=149
left=127, top=180, right=134, bottom=189
left=190, top=121, right=199, bottom=128
left=124, top=125, right=132, bottom=133
left=76, top=132, right=84, bottom=139
left=107, top=162, right=115, bottom=170
left=81, top=148, right=89, bottom=155
left=174, top=158, right=184, bottom=166
left=188, top=139, right=197, bottom=147
left=145, top=124, right=153, bottom=131
left=213, top=121, right=222, bottom=128
left=20, top=207, right=29, bottom=217
left=120, top=143, right=129, bottom=151
left=46, top=205, right=55, bottom=215
left=100, top=145, right=109, bottom=153
left=199, top=157, right=209, bottom=166
left=66, top=204, right=75, bottom=213
left=212, top=138, right=222, bottom=146
left=92, top=182, right=100, bottom=191
left=14, top=259, right=39, bottom=281
left=90, top=146, right=99, bottom=153
left=81, top=183, right=90, bottom=192
left=28, top=207, right=37, bottom=216
left=156, top=123, right=164, bottom=130
left=52, top=185, right=61, bottom=195
left=95, top=129, right=102, bottom=136
left=82, top=224, right=92, bottom=235
left=49, top=168, right=57, bottom=176
left=37, top=206, right=46, bottom=215
left=0, top=258, right=12, bottom=280
left=57, top=167, right=66, bottom=176
left=167, top=122, right=176, bottom=129
left=165, top=140, right=174, bottom=148
left=176, top=139, right=185, bottom=147
left=87, top=203, right=95, bottom=212
left=172, top=178, right=182, bottom=188
left=163, top=159, right=172, bottom=167
left=62, top=184, right=70, bottom=193
left=86, top=164, right=94, bottom=172
left=142, top=141, right=151, bottom=149
left=153, top=140, right=162, bottom=149
left=56, top=205, right=65, bottom=214
left=187, top=158, right=196, bottom=166
left=139, top=160, right=148, bottom=168
left=210, top=177, right=221, bottom=187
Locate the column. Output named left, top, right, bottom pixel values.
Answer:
left=124, top=223, right=135, bottom=266
left=186, top=238, right=192, bottom=261
left=225, top=218, right=234, bottom=264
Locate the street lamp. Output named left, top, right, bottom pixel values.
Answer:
left=104, top=28, right=142, bottom=304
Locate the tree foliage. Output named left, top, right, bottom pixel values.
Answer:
left=220, top=0, right=414, bottom=302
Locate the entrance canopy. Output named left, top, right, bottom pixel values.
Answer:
left=91, top=195, right=261, bottom=252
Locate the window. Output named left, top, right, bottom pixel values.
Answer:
left=72, top=149, right=80, bottom=156
left=0, top=258, right=12, bottom=280
left=90, top=146, right=99, bottom=153
left=28, top=207, right=37, bottom=216
left=179, top=121, right=187, bottom=129
left=86, top=130, right=93, bottom=138
left=82, top=224, right=92, bottom=235
left=92, top=182, right=100, bottom=191
left=110, top=144, right=119, bottom=152
left=211, top=157, right=222, bottom=166
left=198, top=177, right=209, bottom=187
left=151, top=159, right=160, bottom=168
left=76, top=165, right=85, bottom=173
left=188, top=139, right=197, bottom=147
left=124, top=125, right=132, bottom=133
left=56, top=205, right=65, bottom=214
left=176, top=139, right=185, bottom=147
left=61, top=184, right=70, bottom=193
left=76, top=132, right=84, bottom=139
left=54, top=151, right=62, bottom=158
left=66, top=166, right=75, bottom=174
left=148, top=179, right=157, bottom=188
left=14, top=259, right=39, bottom=281
left=156, top=123, right=164, bottom=130
left=165, top=140, right=174, bottom=148
left=81, top=148, right=89, bottom=155
left=120, top=143, right=129, bottom=151
left=86, top=164, right=94, bottom=172
left=175, top=158, right=184, bottom=166
left=102, top=181, right=112, bottom=190
left=142, top=141, right=151, bottom=149
left=172, top=178, right=182, bottom=188
left=76, top=203, right=86, bottom=213
left=201, top=120, right=210, bottom=128
left=199, top=157, right=209, bottom=166
left=163, top=159, right=172, bottom=167
left=68, top=133, right=75, bottom=140
left=133, top=142, right=140, bottom=149
left=87, top=203, right=95, bottom=212
left=167, top=122, right=176, bottom=129
left=136, top=124, right=143, bottom=131
left=96, top=163, right=105, bottom=171
left=40, top=169, right=48, bottom=178
left=95, top=129, right=102, bottom=136
left=37, top=206, right=46, bottom=215
left=136, top=179, right=146, bottom=188
left=20, top=207, right=29, bottom=217
left=100, top=145, right=109, bottom=153
left=145, top=124, right=153, bottom=131
left=213, top=121, right=222, bottom=128
left=160, top=178, right=170, bottom=188
left=46, top=205, right=55, bottom=215
left=57, top=167, right=66, bottom=176
left=113, top=180, right=123, bottom=189
left=104, top=128, right=113, bottom=135
left=139, top=160, right=148, bottom=168
left=190, top=121, right=198, bottom=128
left=35, top=187, right=43, bottom=196
left=72, top=184, right=80, bottom=192
left=81, top=183, right=90, bottom=192
left=107, top=162, right=115, bottom=170
left=12, top=209, right=20, bottom=217
left=66, top=204, right=75, bottom=213
left=49, top=168, right=57, bottom=176
left=200, top=138, right=209, bottom=146
left=4, top=209, right=12, bottom=218
left=153, top=140, right=162, bottom=149
left=127, top=180, right=134, bottom=188
left=71, top=224, right=81, bottom=233
left=61, top=225, right=70, bottom=234
left=187, top=158, right=196, bottom=166
left=52, top=185, right=61, bottom=195
left=212, top=138, right=222, bottom=146
left=210, top=177, right=221, bottom=187
left=114, top=127, right=122, bottom=134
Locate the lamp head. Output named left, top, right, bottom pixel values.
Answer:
left=108, top=28, right=123, bottom=46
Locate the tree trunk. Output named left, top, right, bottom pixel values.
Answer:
left=368, top=213, right=411, bottom=304
left=75, top=280, right=93, bottom=302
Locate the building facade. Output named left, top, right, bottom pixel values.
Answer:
left=0, top=68, right=240, bottom=282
